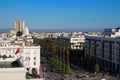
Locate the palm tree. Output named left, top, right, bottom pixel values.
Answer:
left=66, top=48, right=70, bottom=65
left=89, top=47, right=92, bottom=60
left=83, top=45, right=89, bottom=60
left=94, top=43, right=99, bottom=64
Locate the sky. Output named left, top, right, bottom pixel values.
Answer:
left=0, top=0, right=120, bottom=31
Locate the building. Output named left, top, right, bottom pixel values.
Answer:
left=103, top=27, right=120, bottom=37
left=70, top=36, right=85, bottom=50
left=0, top=36, right=41, bottom=80
left=14, top=20, right=25, bottom=34
left=24, top=27, right=29, bottom=36
left=13, top=20, right=29, bottom=36
left=0, top=58, right=26, bottom=80
left=0, top=43, right=40, bottom=75
left=85, top=27, right=120, bottom=73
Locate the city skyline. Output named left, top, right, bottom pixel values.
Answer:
left=0, top=0, right=120, bottom=31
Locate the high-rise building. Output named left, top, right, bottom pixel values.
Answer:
left=14, top=20, right=25, bottom=36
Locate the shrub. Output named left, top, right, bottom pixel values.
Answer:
left=2, top=55, right=7, bottom=59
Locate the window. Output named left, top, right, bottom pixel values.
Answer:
left=112, top=45, right=115, bottom=50
left=112, top=56, right=115, bottom=61
left=112, top=51, right=115, bottom=56
left=34, top=62, right=36, bottom=65
left=34, top=57, right=36, bottom=60
left=116, top=57, right=119, bottom=62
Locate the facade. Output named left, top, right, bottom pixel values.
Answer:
left=24, top=27, right=29, bottom=35
left=13, top=20, right=29, bottom=36
left=85, top=27, right=120, bottom=72
left=0, top=20, right=42, bottom=80
left=103, top=27, right=120, bottom=37
left=85, top=36, right=120, bottom=71
left=0, top=44, right=40, bottom=75
left=0, top=58, right=26, bottom=80
left=20, top=45, right=40, bottom=75
left=14, top=20, right=25, bottom=33
left=0, top=68, right=26, bottom=80
left=70, top=37, right=85, bottom=50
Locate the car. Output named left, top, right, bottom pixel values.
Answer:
left=82, top=74, right=89, bottom=78
left=50, top=68, right=55, bottom=72
left=111, top=73, right=120, bottom=77
left=89, top=73, right=96, bottom=78
left=75, top=74, right=84, bottom=78
left=42, top=68, right=48, bottom=72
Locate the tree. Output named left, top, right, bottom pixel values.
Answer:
left=58, top=46, right=63, bottom=71
left=51, top=57, right=55, bottom=65
left=83, top=45, right=89, bottom=60
left=65, top=64, right=71, bottom=74
left=66, top=48, right=70, bottom=65
left=59, top=60, right=62, bottom=71
left=56, top=59, right=59, bottom=70
left=89, top=47, right=92, bottom=60
left=2, top=55, right=7, bottom=59
left=95, top=63, right=100, bottom=73
left=94, top=44, right=99, bottom=64
left=62, top=62, right=66, bottom=74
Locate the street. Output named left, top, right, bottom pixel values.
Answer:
left=40, top=57, right=120, bottom=80
left=40, top=57, right=65, bottom=80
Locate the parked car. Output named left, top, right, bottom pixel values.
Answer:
left=42, top=68, right=48, bottom=72
left=75, top=74, right=84, bottom=78
left=89, top=73, right=96, bottom=78
left=82, top=74, right=89, bottom=78
left=50, top=68, right=55, bottom=72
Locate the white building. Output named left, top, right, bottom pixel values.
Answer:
left=24, top=27, right=29, bottom=36
left=0, top=44, right=40, bottom=75
left=103, top=27, right=120, bottom=37
left=20, top=45, right=40, bottom=75
left=70, top=36, right=85, bottom=50
left=0, top=68, right=26, bottom=80
left=0, top=57, right=43, bottom=80
left=0, top=58, right=26, bottom=80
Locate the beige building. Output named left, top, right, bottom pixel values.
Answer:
left=14, top=20, right=25, bottom=35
